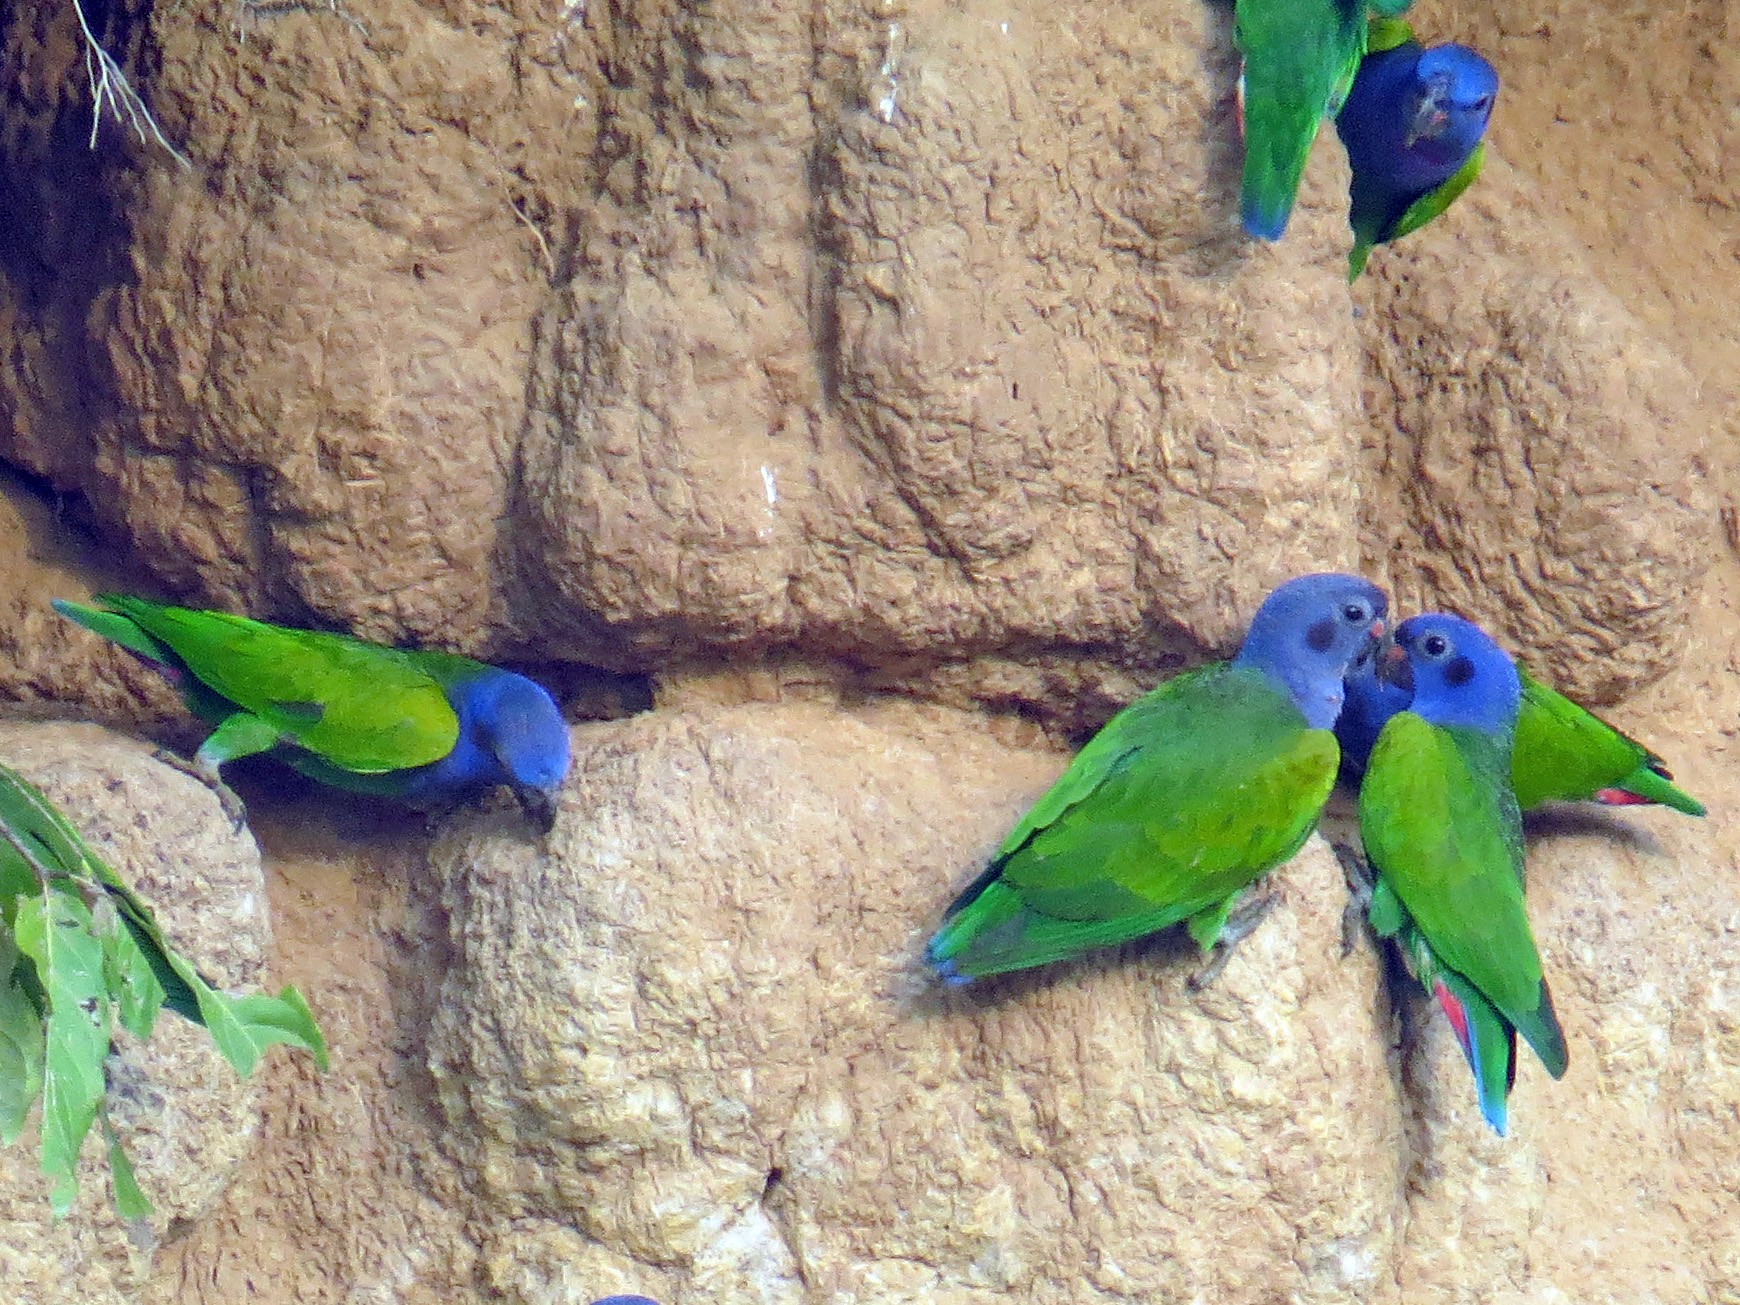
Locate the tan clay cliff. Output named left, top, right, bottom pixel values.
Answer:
left=0, top=0, right=1736, bottom=1301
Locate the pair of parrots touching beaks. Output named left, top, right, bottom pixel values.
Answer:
left=928, top=574, right=1702, bottom=1136
left=1239, top=3, right=1500, bottom=279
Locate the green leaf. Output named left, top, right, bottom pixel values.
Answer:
left=14, top=889, right=111, bottom=1217
left=94, top=896, right=166, bottom=1042
left=0, top=938, right=46, bottom=1147
left=188, top=984, right=330, bottom=1077
left=99, top=1107, right=153, bottom=1220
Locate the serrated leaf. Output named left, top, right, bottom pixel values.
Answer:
left=99, top=1107, right=153, bottom=1220
left=0, top=945, right=46, bottom=1147
left=14, top=888, right=111, bottom=1217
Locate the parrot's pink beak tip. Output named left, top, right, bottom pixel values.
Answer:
left=1384, top=642, right=1408, bottom=665
left=1369, top=618, right=1385, bottom=640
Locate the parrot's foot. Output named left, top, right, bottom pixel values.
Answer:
left=1187, top=891, right=1278, bottom=992
left=150, top=748, right=248, bottom=831
left=1333, top=841, right=1375, bottom=958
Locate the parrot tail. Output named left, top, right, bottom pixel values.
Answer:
left=52, top=598, right=178, bottom=667
left=1436, top=971, right=1516, bottom=1137
left=1602, top=763, right=1706, bottom=818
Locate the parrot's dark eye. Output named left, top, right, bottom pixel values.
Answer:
left=1422, top=634, right=1449, bottom=657
left=1343, top=603, right=1368, bottom=623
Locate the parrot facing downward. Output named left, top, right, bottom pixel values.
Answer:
left=1338, top=645, right=1705, bottom=817
left=1357, top=614, right=1568, bottom=1134
left=1235, top=0, right=1417, bottom=241
left=54, top=595, right=572, bottom=830
left=928, top=572, right=1388, bottom=982
left=1334, top=21, right=1499, bottom=279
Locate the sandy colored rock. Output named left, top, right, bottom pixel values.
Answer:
left=1354, top=157, right=1713, bottom=701
left=0, top=0, right=1714, bottom=700
left=0, top=721, right=271, bottom=1304
left=428, top=701, right=1407, bottom=1303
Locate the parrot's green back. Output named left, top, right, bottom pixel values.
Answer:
left=1359, top=712, right=1567, bottom=1078
left=56, top=596, right=468, bottom=773
left=1236, top=0, right=1368, bottom=240
left=1513, top=670, right=1705, bottom=816
left=930, top=664, right=1340, bottom=978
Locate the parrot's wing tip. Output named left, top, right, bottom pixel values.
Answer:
left=927, top=954, right=973, bottom=987
left=1240, top=214, right=1288, bottom=242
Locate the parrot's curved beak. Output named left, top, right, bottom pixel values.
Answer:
left=1406, top=76, right=1453, bottom=148
left=514, top=782, right=561, bottom=834
left=1378, top=638, right=1415, bottom=693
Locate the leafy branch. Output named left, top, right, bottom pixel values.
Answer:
left=0, top=762, right=327, bottom=1218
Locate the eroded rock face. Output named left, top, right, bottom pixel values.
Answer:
left=426, top=701, right=1740, bottom=1305
left=428, top=701, right=1406, bottom=1303
left=0, top=722, right=271, bottom=1304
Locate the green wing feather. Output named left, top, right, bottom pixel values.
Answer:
left=61, top=597, right=464, bottom=773
left=1236, top=0, right=1369, bottom=239
left=931, top=664, right=1339, bottom=978
left=1513, top=669, right=1704, bottom=816
left=1364, top=15, right=1415, bottom=53
left=1359, top=712, right=1567, bottom=1078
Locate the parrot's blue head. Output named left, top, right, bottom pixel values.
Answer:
left=1235, top=573, right=1389, bottom=730
left=1393, top=613, right=1520, bottom=733
left=1407, top=45, right=1499, bottom=161
left=467, top=670, right=572, bottom=832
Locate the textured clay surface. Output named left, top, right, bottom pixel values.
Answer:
left=0, top=723, right=271, bottom=1305
left=0, top=0, right=1735, bottom=1300
left=429, top=701, right=1405, bottom=1304
left=1, top=0, right=1701, bottom=692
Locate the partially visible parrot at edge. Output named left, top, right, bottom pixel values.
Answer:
left=1338, top=640, right=1705, bottom=817
left=1334, top=17, right=1499, bottom=279
left=53, top=595, right=572, bottom=831
left=1236, top=0, right=1417, bottom=241
left=1357, top=614, right=1569, bottom=1135
left=928, top=572, right=1388, bottom=983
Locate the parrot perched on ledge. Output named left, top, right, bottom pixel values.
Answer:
left=1357, top=614, right=1569, bottom=1134
left=928, top=572, right=1388, bottom=982
left=1236, top=0, right=1417, bottom=241
left=1334, top=18, right=1499, bottom=279
left=54, top=595, right=572, bottom=831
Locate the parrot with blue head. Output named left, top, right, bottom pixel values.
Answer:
left=928, top=572, right=1388, bottom=982
left=1236, top=0, right=1418, bottom=241
left=54, top=595, right=572, bottom=831
left=1339, top=638, right=1704, bottom=816
left=1357, top=613, right=1568, bottom=1134
left=1334, top=20, right=1499, bottom=278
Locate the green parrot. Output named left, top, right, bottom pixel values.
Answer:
left=1236, top=0, right=1417, bottom=241
left=1358, top=614, right=1568, bottom=1134
left=1334, top=17, right=1498, bottom=279
left=929, top=573, right=1388, bottom=982
left=1340, top=650, right=1705, bottom=817
left=1511, top=671, right=1704, bottom=815
left=53, top=595, right=571, bottom=829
